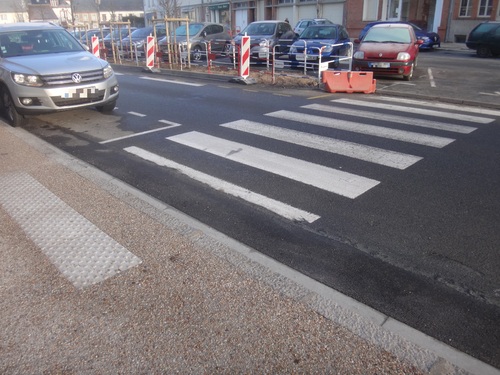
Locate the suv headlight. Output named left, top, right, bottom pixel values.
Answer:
left=103, top=64, right=114, bottom=79
left=12, top=73, right=44, bottom=87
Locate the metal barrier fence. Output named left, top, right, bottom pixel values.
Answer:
left=271, top=41, right=354, bottom=84
left=157, top=39, right=234, bottom=72
left=105, top=36, right=354, bottom=88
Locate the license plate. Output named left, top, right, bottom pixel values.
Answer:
left=61, top=87, right=97, bottom=99
left=369, top=62, right=390, bottom=68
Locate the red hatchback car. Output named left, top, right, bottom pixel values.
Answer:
left=352, top=23, right=423, bottom=81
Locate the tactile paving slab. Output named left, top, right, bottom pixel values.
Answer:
left=0, top=172, right=141, bottom=288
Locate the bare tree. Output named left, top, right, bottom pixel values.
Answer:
left=158, top=0, right=181, bottom=18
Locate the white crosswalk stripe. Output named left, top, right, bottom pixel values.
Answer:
left=220, top=119, right=422, bottom=170
left=371, top=96, right=500, bottom=117
left=303, top=103, right=477, bottom=134
left=332, top=98, right=495, bottom=124
left=167, top=131, right=380, bottom=199
left=124, top=146, right=320, bottom=223
left=266, top=110, right=455, bottom=148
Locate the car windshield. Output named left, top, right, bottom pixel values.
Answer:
left=300, top=26, right=337, bottom=39
left=175, top=24, right=204, bottom=36
left=104, top=28, right=132, bottom=40
left=242, top=23, right=276, bottom=35
left=363, top=27, right=411, bottom=43
left=0, top=29, right=85, bottom=57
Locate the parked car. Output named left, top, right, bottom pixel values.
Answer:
left=293, top=18, right=334, bottom=35
left=358, top=21, right=440, bottom=49
left=230, top=20, right=295, bottom=63
left=158, top=22, right=232, bottom=61
left=287, top=24, right=350, bottom=68
left=79, top=28, right=110, bottom=45
left=120, top=25, right=166, bottom=58
left=352, top=23, right=423, bottom=80
left=0, top=22, right=119, bottom=127
left=466, top=21, right=500, bottom=57
left=103, top=26, right=137, bottom=51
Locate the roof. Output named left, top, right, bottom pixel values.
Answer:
left=28, top=6, right=59, bottom=22
left=71, top=0, right=143, bottom=12
left=0, top=0, right=24, bottom=13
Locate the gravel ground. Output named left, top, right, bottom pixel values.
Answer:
left=0, top=115, right=475, bottom=374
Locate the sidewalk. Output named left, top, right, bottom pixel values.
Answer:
left=0, top=94, right=499, bottom=373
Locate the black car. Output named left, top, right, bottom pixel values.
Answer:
left=103, top=27, right=137, bottom=51
left=466, top=21, right=500, bottom=57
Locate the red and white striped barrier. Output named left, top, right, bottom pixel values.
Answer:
left=146, top=35, right=155, bottom=69
left=91, top=36, right=99, bottom=58
left=240, top=35, right=250, bottom=79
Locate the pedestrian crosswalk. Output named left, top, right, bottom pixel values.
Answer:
left=123, top=97, right=497, bottom=223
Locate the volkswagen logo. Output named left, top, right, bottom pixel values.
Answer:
left=379, top=53, right=383, bottom=57
left=71, top=73, right=82, bottom=83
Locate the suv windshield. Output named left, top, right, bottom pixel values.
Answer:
left=0, top=29, right=84, bottom=57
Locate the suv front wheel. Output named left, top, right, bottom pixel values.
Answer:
left=1, top=87, right=25, bottom=127
left=95, top=99, right=117, bottom=113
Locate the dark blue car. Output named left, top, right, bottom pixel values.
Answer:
left=358, top=21, right=440, bottom=49
left=288, top=24, right=351, bottom=69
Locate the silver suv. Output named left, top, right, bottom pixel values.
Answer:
left=0, top=22, right=119, bottom=127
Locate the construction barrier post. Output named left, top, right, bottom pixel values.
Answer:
left=146, top=35, right=155, bottom=69
left=240, top=35, right=250, bottom=79
left=229, top=34, right=256, bottom=84
left=91, top=36, right=100, bottom=59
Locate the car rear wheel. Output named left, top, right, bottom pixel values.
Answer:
left=476, top=45, right=491, bottom=58
left=1, top=87, right=25, bottom=127
left=403, top=63, right=414, bottom=81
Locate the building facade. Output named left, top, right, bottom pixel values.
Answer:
left=144, top=0, right=499, bottom=42
left=1, top=0, right=499, bottom=42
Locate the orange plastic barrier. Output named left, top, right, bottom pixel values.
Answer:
left=322, top=71, right=376, bottom=94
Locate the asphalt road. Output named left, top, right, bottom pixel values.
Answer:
left=21, top=49, right=500, bottom=369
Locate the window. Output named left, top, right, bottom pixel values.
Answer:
left=478, top=0, right=493, bottom=16
left=459, top=0, right=471, bottom=16
left=363, top=0, right=379, bottom=21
